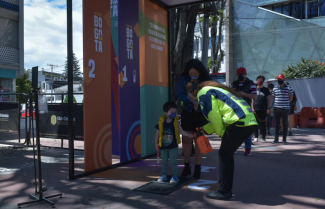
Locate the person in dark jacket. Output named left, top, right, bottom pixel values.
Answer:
left=231, top=67, right=257, bottom=156
left=251, top=75, right=270, bottom=143
left=177, top=59, right=211, bottom=179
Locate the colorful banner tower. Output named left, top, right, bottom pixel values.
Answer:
left=83, top=0, right=168, bottom=172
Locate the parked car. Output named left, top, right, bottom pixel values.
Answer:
left=21, top=109, right=36, bottom=118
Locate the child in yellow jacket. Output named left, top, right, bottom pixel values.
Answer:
left=155, top=102, right=194, bottom=183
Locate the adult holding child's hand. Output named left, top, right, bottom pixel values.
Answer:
left=177, top=59, right=211, bottom=179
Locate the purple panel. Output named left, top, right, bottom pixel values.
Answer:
left=118, top=0, right=141, bottom=162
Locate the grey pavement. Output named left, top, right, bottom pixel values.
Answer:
left=0, top=128, right=325, bottom=209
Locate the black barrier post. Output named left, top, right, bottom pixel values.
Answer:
left=25, top=94, right=28, bottom=144
left=28, top=96, right=33, bottom=146
left=26, top=93, right=33, bottom=146
left=18, top=94, right=21, bottom=143
left=18, top=89, right=62, bottom=208
left=67, top=0, right=75, bottom=180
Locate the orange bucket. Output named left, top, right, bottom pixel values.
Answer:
left=195, top=128, right=213, bottom=154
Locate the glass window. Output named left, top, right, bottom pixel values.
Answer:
left=283, top=3, right=292, bottom=16
left=308, top=0, right=318, bottom=18
left=0, top=17, right=18, bottom=48
left=320, top=0, right=325, bottom=16
left=209, top=37, right=211, bottom=49
left=274, top=5, right=282, bottom=13
left=295, top=1, right=305, bottom=19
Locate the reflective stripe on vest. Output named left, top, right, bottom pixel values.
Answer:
left=198, top=86, right=257, bottom=127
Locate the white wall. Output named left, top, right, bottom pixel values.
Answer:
left=269, top=77, right=325, bottom=112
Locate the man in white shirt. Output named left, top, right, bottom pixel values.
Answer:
left=272, top=74, right=293, bottom=144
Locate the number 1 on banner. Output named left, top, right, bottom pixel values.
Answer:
left=89, top=59, right=95, bottom=78
left=123, top=66, right=128, bottom=81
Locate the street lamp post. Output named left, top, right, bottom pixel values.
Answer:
left=47, top=64, right=58, bottom=104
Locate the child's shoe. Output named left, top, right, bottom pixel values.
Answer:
left=170, top=175, right=179, bottom=183
left=157, top=175, right=167, bottom=182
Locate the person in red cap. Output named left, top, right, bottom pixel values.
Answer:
left=271, top=74, right=294, bottom=144
left=231, top=67, right=257, bottom=155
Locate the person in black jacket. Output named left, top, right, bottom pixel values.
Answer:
left=231, top=67, right=257, bottom=156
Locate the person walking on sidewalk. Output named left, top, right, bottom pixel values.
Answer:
left=267, top=83, right=275, bottom=136
left=251, top=75, right=270, bottom=143
left=154, top=102, right=194, bottom=183
left=231, top=67, right=257, bottom=156
left=187, top=81, right=258, bottom=200
left=272, top=74, right=293, bottom=144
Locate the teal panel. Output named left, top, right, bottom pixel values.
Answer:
left=0, top=69, right=16, bottom=79
left=140, top=85, right=168, bottom=157
left=111, top=0, right=119, bottom=56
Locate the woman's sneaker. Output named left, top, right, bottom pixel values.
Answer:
left=244, top=148, right=251, bottom=156
left=170, top=175, right=179, bottom=183
left=157, top=175, right=167, bottom=182
left=252, top=138, right=258, bottom=143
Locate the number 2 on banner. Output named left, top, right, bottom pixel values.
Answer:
left=89, top=59, right=95, bottom=78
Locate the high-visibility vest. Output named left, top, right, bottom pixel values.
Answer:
left=197, top=86, right=258, bottom=138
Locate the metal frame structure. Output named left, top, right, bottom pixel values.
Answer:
left=66, top=0, right=210, bottom=180
left=17, top=89, right=62, bottom=208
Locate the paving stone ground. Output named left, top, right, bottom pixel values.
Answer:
left=0, top=127, right=325, bottom=209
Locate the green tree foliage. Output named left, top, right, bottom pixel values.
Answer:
left=16, top=70, right=32, bottom=103
left=282, top=57, right=325, bottom=79
left=64, top=53, right=82, bottom=81
left=63, top=95, right=77, bottom=103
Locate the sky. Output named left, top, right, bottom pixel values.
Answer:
left=24, top=0, right=83, bottom=74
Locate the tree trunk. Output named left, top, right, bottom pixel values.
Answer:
left=201, top=12, right=209, bottom=69
left=211, top=20, right=217, bottom=72
left=171, top=7, right=187, bottom=102
left=169, top=9, right=176, bottom=100
left=173, top=7, right=187, bottom=64
left=183, top=5, right=200, bottom=65
left=170, top=5, right=200, bottom=103
left=216, top=0, right=226, bottom=72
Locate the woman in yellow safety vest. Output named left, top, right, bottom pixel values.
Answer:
left=187, top=80, right=258, bottom=200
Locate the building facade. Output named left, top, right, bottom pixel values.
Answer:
left=0, top=0, right=24, bottom=100
left=227, top=0, right=325, bottom=83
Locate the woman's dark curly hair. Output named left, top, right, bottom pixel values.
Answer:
left=181, top=59, right=210, bottom=81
